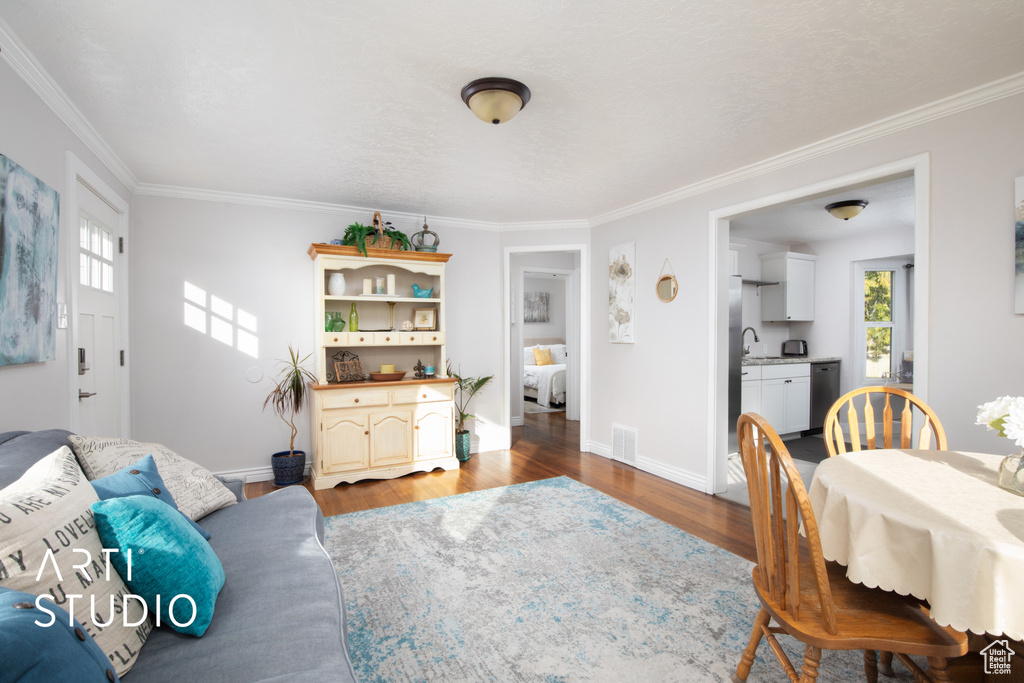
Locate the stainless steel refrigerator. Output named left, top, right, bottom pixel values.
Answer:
left=727, top=275, right=742, bottom=454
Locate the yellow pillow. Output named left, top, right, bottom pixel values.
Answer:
left=533, top=347, right=553, bottom=366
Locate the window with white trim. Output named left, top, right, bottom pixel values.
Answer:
left=854, top=257, right=913, bottom=384
left=80, top=215, right=114, bottom=292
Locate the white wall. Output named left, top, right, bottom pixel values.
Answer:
left=523, top=275, right=567, bottom=341
left=0, top=60, right=132, bottom=432
left=589, top=92, right=1024, bottom=489
left=731, top=238, right=793, bottom=356
left=130, top=197, right=505, bottom=476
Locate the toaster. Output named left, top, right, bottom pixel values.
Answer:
left=782, top=340, right=808, bottom=357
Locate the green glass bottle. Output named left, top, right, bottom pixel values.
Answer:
left=349, top=302, right=359, bottom=332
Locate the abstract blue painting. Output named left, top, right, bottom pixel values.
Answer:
left=0, top=154, right=59, bottom=365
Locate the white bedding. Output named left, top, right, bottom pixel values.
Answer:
left=523, top=363, right=567, bottom=407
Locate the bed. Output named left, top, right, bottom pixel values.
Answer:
left=523, top=337, right=567, bottom=407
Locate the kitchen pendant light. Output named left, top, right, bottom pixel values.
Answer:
left=825, top=200, right=868, bottom=220
left=461, top=77, right=531, bottom=125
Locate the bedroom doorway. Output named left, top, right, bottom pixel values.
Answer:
left=503, top=245, right=588, bottom=451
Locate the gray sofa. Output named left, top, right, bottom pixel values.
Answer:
left=0, top=429, right=358, bottom=683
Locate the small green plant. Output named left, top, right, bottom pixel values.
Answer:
left=447, top=361, right=494, bottom=433
left=263, top=345, right=317, bottom=456
left=342, top=221, right=412, bottom=256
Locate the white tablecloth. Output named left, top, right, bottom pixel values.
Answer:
left=808, top=449, right=1024, bottom=640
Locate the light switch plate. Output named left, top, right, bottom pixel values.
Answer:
left=57, top=303, right=67, bottom=329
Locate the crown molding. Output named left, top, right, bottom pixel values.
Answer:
left=589, top=70, right=1024, bottom=227
left=0, top=17, right=139, bottom=192
left=497, top=219, right=592, bottom=232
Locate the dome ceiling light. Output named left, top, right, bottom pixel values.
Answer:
left=825, top=200, right=869, bottom=220
left=460, top=77, right=531, bottom=125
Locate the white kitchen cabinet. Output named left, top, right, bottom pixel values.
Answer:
left=757, top=363, right=810, bottom=434
left=760, top=252, right=816, bottom=322
left=740, top=365, right=762, bottom=415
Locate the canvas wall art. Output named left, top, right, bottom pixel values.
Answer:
left=0, top=153, right=60, bottom=366
left=1016, top=175, right=1024, bottom=314
left=609, top=242, right=635, bottom=343
left=524, top=292, right=550, bottom=323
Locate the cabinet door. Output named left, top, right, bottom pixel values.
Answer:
left=760, top=379, right=786, bottom=432
left=741, top=380, right=761, bottom=416
left=786, top=258, right=815, bottom=321
left=370, top=411, right=413, bottom=466
left=321, top=411, right=370, bottom=473
left=413, top=405, right=453, bottom=460
left=783, top=376, right=811, bottom=432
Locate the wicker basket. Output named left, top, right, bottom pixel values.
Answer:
left=365, top=235, right=399, bottom=251
left=332, top=350, right=364, bottom=383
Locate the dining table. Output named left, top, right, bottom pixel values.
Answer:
left=808, top=448, right=1024, bottom=641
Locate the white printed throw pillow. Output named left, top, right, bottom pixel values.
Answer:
left=0, top=447, right=149, bottom=677
left=69, top=436, right=236, bottom=521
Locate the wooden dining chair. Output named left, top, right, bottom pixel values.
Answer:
left=823, top=387, right=947, bottom=457
left=733, top=412, right=967, bottom=683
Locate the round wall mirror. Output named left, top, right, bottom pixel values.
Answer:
left=656, top=275, right=678, bottom=302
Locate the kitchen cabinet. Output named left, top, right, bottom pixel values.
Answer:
left=760, top=252, right=816, bottom=322
left=741, top=365, right=762, bottom=415
left=757, top=363, right=811, bottom=434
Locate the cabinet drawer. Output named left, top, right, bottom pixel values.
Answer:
left=399, top=332, right=422, bottom=345
left=321, top=388, right=389, bottom=409
left=761, top=363, right=810, bottom=380
left=392, top=384, right=455, bottom=405
left=374, top=331, right=399, bottom=345
left=740, top=365, right=762, bottom=381
left=323, top=332, right=347, bottom=346
left=347, top=332, right=374, bottom=345
left=423, top=331, right=444, bottom=345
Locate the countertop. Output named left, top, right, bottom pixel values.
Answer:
left=741, top=355, right=842, bottom=366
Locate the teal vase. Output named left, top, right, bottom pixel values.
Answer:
left=455, top=431, right=471, bottom=462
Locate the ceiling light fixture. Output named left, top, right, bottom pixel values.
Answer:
left=825, top=200, right=868, bottom=220
left=460, top=77, right=531, bottom=125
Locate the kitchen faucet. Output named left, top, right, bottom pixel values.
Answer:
left=741, top=327, right=759, bottom=357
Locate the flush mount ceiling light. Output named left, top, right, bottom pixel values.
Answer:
left=825, top=200, right=869, bottom=220
left=460, top=77, right=531, bottom=125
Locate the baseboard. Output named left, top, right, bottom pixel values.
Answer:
left=214, top=463, right=312, bottom=484
left=586, top=441, right=706, bottom=492
left=511, top=416, right=524, bottom=427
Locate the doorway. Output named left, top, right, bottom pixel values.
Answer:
left=67, top=153, right=130, bottom=436
left=705, top=155, right=931, bottom=496
left=503, top=245, right=589, bottom=450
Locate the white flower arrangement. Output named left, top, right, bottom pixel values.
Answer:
left=976, top=396, right=1024, bottom=449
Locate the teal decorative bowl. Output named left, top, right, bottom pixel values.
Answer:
left=411, top=284, right=433, bottom=298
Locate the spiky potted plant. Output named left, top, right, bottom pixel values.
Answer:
left=447, top=362, right=494, bottom=462
left=341, top=216, right=412, bottom=257
left=263, top=345, right=317, bottom=485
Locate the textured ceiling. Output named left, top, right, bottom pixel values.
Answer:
left=730, top=175, right=915, bottom=245
left=1, top=1, right=1022, bottom=223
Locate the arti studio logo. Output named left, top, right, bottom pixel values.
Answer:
left=981, top=639, right=1016, bottom=675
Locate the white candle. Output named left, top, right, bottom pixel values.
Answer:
left=362, top=278, right=371, bottom=295
left=386, top=274, right=396, bottom=296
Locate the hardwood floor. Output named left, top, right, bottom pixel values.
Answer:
left=245, top=411, right=758, bottom=561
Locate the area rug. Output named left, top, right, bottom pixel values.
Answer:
left=323, top=477, right=917, bottom=682
left=523, top=400, right=563, bottom=414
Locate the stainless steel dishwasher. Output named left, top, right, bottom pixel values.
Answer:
left=808, top=361, right=841, bottom=433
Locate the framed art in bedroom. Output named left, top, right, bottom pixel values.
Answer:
left=413, top=307, right=436, bottom=330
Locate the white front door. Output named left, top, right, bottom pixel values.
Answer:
left=76, top=180, right=121, bottom=437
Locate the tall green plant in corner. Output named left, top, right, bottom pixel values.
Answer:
left=447, top=361, right=493, bottom=462
left=264, top=345, right=316, bottom=456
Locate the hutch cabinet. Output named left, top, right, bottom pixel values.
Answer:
left=307, top=244, right=458, bottom=489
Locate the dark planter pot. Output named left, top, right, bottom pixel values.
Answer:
left=455, top=431, right=471, bottom=462
left=272, top=450, right=306, bottom=486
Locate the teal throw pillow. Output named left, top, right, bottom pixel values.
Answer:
left=0, top=586, right=120, bottom=683
left=90, top=454, right=211, bottom=540
left=91, top=495, right=225, bottom=637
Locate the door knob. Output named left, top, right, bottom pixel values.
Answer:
left=78, top=391, right=97, bottom=400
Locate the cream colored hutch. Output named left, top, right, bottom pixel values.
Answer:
left=307, top=244, right=458, bottom=490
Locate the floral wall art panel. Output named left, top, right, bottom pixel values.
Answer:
left=609, top=242, right=635, bottom=343
left=1016, top=175, right=1024, bottom=314
left=0, top=153, right=60, bottom=366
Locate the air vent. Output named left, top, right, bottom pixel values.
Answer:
left=612, top=424, right=637, bottom=465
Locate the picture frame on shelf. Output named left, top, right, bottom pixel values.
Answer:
left=413, top=308, right=436, bottom=330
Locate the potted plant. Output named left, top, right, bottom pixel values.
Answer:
left=447, top=362, right=494, bottom=462
left=263, top=345, right=317, bottom=485
left=342, top=212, right=412, bottom=257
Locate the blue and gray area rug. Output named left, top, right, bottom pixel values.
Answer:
left=323, top=477, right=916, bottom=682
